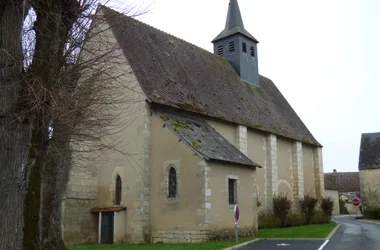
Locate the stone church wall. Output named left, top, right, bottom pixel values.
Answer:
left=247, top=129, right=266, bottom=211
left=149, top=114, right=205, bottom=243
left=63, top=15, right=151, bottom=244
left=62, top=166, right=98, bottom=245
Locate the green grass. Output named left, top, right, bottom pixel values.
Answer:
left=70, top=223, right=337, bottom=249
left=258, top=222, right=337, bottom=239
left=70, top=237, right=255, bottom=250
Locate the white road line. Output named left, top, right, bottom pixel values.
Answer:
left=317, top=240, right=329, bottom=250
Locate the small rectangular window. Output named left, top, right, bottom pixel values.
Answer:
left=229, top=41, right=235, bottom=53
left=242, top=42, right=247, bottom=53
left=228, top=179, right=237, bottom=205
left=250, top=46, right=255, bottom=57
left=217, top=45, right=224, bottom=56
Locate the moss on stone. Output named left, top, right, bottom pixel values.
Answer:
left=159, top=115, right=170, bottom=121
left=192, top=141, right=201, bottom=149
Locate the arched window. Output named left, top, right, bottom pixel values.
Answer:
left=168, top=167, right=177, bottom=198
left=115, top=175, right=122, bottom=205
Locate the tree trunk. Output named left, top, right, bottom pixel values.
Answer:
left=40, top=121, right=73, bottom=250
left=23, top=121, right=49, bottom=250
left=0, top=2, right=31, bottom=250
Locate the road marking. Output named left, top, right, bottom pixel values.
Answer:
left=317, top=240, right=329, bottom=250
left=277, top=243, right=290, bottom=246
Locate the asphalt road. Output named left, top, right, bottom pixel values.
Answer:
left=324, top=215, right=380, bottom=250
left=240, top=215, right=380, bottom=250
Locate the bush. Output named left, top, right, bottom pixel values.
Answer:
left=311, top=210, right=330, bottom=224
left=299, top=195, right=318, bottom=225
left=285, top=213, right=306, bottom=227
left=321, top=197, right=334, bottom=217
left=273, top=194, right=292, bottom=227
left=258, top=211, right=281, bottom=229
left=208, top=227, right=257, bottom=242
left=339, top=199, right=349, bottom=214
left=363, top=207, right=380, bottom=220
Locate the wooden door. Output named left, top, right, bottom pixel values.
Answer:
left=101, top=212, right=114, bottom=244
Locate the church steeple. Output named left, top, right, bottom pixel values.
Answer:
left=225, top=0, right=244, bottom=30
left=212, top=0, right=260, bottom=86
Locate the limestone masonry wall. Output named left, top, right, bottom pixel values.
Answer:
left=63, top=169, right=98, bottom=245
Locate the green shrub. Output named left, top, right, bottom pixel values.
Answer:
left=285, top=213, right=306, bottom=227
left=310, top=210, right=330, bottom=224
left=321, top=197, right=334, bottom=218
left=339, top=199, right=349, bottom=214
left=273, top=194, right=292, bottom=227
left=299, top=195, right=319, bottom=225
left=258, top=211, right=281, bottom=229
left=363, top=207, right=380, bottom=220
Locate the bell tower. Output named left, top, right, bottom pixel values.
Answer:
left=212, top=0, right=260, bottom=86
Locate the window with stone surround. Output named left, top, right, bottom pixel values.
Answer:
left=228, top=178, right=237, bottom=205
left=115, top=175, right=122, bottom=205
left=168, top=167, right=177, bottom=198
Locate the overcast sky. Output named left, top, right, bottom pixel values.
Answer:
left=118, top=0, right=380, bottom=173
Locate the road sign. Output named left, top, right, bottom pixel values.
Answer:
left=353, top=198, right=361, bottom=207
left=234, top=205, right=240, bottom=221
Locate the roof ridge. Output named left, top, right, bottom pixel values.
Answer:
left=101, top=5, right=220, bottom=60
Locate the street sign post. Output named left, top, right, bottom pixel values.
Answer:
left=234, top=205, right=240, bottom=243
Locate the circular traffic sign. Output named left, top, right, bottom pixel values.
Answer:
left=234, top=205, right=240, bottom=221
left=353, top=198, right=360, bottom=207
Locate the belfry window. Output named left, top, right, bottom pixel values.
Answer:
left=217, top=45, right=224, bottom=56
left=250, top=46, right=255, bottom=57
left=115, top=175, right=122, bottom=205
left=229, top=41, right=235, bottom=53
left=242, top=42, right=247, bottom=53
left=168, top=167, right=177, bottom=198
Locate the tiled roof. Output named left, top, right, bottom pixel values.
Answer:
left=324, top=172, right=360, bottom=193
left=359, top=132, right=380, bottom=170
left=153, top=105, right=260, bottom=168
left=102, top=6, right=321, bottom=146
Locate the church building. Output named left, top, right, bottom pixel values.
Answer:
left=62, top=0, right=324, bottom=245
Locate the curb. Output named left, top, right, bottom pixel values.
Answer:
left=326, top=224, right=340, bottom=240
left=357, top=220, right=380, bottom=226
left=222, top=238, right=261, bottom=250
left=222, top=223, right=341, bottom=249
left=258, top=238, right=326, bottom=240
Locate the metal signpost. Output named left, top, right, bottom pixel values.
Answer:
left=234, top=205, right=240, bottom=243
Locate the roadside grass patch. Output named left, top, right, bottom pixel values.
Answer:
left=258, top=222, right=337, bottom=239
left=70, top=237, right=255, bottom=250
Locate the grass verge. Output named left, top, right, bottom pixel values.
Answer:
left=258, top=222, right=337, bottom=239
left=70, top=223, right=337, bottom=249
left=70, top=237, right=255, bottom=250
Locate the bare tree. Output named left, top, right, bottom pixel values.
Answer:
left=0, top=1, right=148, bottom=249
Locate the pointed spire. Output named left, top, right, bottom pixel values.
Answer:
left=225, top=0, right=244, bottom=30
left=212, top=0, right=258, bottom=43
